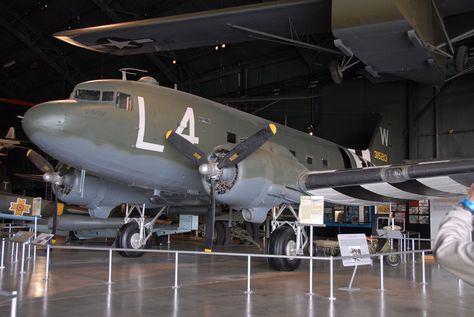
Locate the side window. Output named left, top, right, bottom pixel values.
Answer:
left=227, top=132, right=236, bottom=144
left=74, top=89, right=100, bottom=100
left=102, top=91, right=114, bottom=101
left=306, top=156, right=313, bottom=165
left=322, top=158, right=328, bottom=167
left=116, top=92, right=133, bottom=111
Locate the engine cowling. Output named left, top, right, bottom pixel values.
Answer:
left=202, top=142, right=307, bottom=223
left=54, top=165, right=156, bottom=218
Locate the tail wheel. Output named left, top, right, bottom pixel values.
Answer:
left=116, top=222, right=150, bottom=258
left=329, top=61, right=343, bottom=84
left=267, top=225, right=301, bottom=271
left=384, top=253, right=401, bottom=267
left=455, top=45, right=468, bottom=72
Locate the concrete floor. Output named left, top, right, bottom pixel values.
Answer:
left=0, top=238, right=472, bottom=317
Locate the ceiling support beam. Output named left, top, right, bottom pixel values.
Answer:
left=0, top=3, right=79, bottom=86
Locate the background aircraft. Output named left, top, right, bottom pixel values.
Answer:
left=54, top=0, right=474, bottom=84
left=20, top=73, right=474, bottom=270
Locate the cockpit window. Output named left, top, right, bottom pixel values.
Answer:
left=102, top=91, right=114, bottom=101
left=74, top=89, right=100, bottom=101
left=116, top=92, right=133, bottom=111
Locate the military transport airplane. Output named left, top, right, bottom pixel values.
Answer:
left=21, top=73, right=474, bottom=270
left=0, top=128, right=20, bottom=151
left=53, top=0, right=474, bottom=84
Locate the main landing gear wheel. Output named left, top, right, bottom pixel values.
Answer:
left=116, top=222, right=150, bottom=258
left=242, top=221, right=260, bottom=245
left=267, top=225, right=300, bottom=271
left=384, top=253, right=401, bottom=267
left=213, top=221, right=227, bottom=246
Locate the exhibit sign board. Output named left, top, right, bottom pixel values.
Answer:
left=337, top=233, right=372, bottom=267
left=11, top=231, right=35, bottom=243
left=32, top=197, right=42, bottom=216
left=299, top=196, right=324, bottom=225
left=32, top=233, right=55, bottom=246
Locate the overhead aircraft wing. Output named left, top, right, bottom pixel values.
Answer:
left=53, top=0, right=331, bottom=56
left=299, top=159, right=474, bottom=205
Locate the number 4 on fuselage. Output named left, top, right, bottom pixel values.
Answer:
left=135, top=96, right=199, bottom=153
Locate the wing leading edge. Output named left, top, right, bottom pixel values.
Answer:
left=299, top=159, right=474, bottom=205
left=53, top=0, right=330, bottom=55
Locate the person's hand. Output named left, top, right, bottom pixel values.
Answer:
left=467, top=183, right=474, bottom=203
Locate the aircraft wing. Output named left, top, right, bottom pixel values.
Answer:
left=300, top=159, right=474, bottom=205
left=53, top=0, right=331, bottom=55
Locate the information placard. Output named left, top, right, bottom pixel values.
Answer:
left=31, top=233, right=55, bottom=246
left=11, top=231, right=35, bottom=243
left=337, top=233, right=372, bottom=267
left=32, top=197, right=42, bottom=216
left=299, top=196, right=324, bottom=225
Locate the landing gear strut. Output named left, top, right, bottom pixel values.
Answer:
left=116, top=204, right=166, bottom=257
left=267, top=204, right=308, bottom=271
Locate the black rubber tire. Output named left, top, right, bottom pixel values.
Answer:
left=214, top=221, right=226, bottom=246
left=384, top=254, right=401, bottom=267
left=329, top=60, right=343, bottom=84
left=116, top=222, right=150, bottom=257
left=455, top=45, right=468, bottom=72
left=267, top=226, right=301, bottom=271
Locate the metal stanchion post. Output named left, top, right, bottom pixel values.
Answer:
left=245, top=255, right=252, bottom=294
left=10, top=291, right=17, bottom=317
left=107, top=249, right=112, bottom=284
left=329, top=256, right=335, bottom=300
left=14, top=243, right=18, bottom=263
left=379, top=255, right=384, bottom=291
left=421, top=251, right=426, bottom=285
left=403, top=238, right=407, bottom=263
left=10, top=241, right=14, bottom=257
left=308, top=225, right=314, bottom=295
left=173, top=252, right=179, bottom=289
left=411, top=239, right=416, bottom=263
left=20, top=243, right=25, bottom=274
left=0, top=238, right=5, bottom=269
left=44, top=244, right=50, bottom=281
left=33, top=217, right=38, bottom=260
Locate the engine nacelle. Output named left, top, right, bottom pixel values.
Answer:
left=203, top=142, right=307, bottom=223
left=54, top=165, right=156, bottom=218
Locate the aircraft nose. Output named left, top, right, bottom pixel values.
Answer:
left=22, top=101, right=67, bottom=142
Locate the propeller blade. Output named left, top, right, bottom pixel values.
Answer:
left=204, top=178, right=217, bottom=252
left=217, top=123, right=277, bottom=169
left=165, top=130, right=208, bottom=166
left=26, top=149, right=54, bottom=173
left=13, top=173, right=45, bottom=182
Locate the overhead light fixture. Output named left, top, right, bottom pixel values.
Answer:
left=221, top=43, right=226, bottom=49
left=172, top=59, right=177, bottom=64
left=215, top=46, right=219, bottom=51
left=3, top=60, right=16, bottom=68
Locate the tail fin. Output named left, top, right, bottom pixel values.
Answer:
left=5, top=127, right=15, bottom=139
left=366, top=121, right=390, bottom=165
